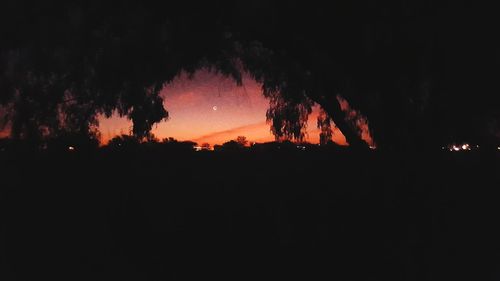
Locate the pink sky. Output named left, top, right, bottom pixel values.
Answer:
left=99, top=70, right=349, bottom=146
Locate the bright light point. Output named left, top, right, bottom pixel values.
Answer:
left=453, top=145, right=460, bottom=151
left=497, top=147, right=500, bottom=150
left=212, top=106, right=217, bottom=111
left=68, top=146, right=75, bottom=151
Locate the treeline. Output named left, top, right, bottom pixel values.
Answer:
left=0, top=134, right=351, bottom=155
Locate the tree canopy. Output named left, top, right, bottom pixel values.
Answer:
left=1, top=0, right=499, bottom=149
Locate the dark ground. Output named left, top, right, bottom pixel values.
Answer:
left=1, top=149, right=500, bottom=280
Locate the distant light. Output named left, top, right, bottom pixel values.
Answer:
left=369, top=146, right=377, bottom=150
left=446, top=143, right=475, bottom=152
left=194, top=146, right=202, bottom=152
left=212, top=106, right=218, bottom=111
left=497, top=146, right=500, bottom=151
left=68, top=146, right=75, bottom=151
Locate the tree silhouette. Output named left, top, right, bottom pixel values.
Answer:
left=0, top=1, right=239, bottom=142
left=107, top=134, right=140, bottom=150
left=236, top=136, right=248, bottom=147
left=1, top=1, right=498, bottom=149
left=45, top=131, right=100, bottom=153
left=222, top=140, right=245, bottom=151
left=317, top=109, right=334, bottom=146
left=238, top=1, right=500, bottom=150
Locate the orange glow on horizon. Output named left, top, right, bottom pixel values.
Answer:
left=98, top=70, right=353, bottom=146
left=0, top=69, right=371, bottom=147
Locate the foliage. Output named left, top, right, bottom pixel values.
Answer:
left=1, top=1, right=498, bottom=150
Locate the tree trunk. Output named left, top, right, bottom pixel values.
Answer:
left=318, top=95, right=369, bottom=150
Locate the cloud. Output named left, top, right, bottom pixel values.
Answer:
left=193, top=122, right=272, bottom=144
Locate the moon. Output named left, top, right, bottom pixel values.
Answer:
left=212, top=106, right=218, bottom=111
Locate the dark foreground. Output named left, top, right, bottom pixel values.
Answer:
left=1, top=149, right=500, bottom=280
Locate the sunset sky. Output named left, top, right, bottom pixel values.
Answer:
left=99, top=69, right=349, bottom=146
